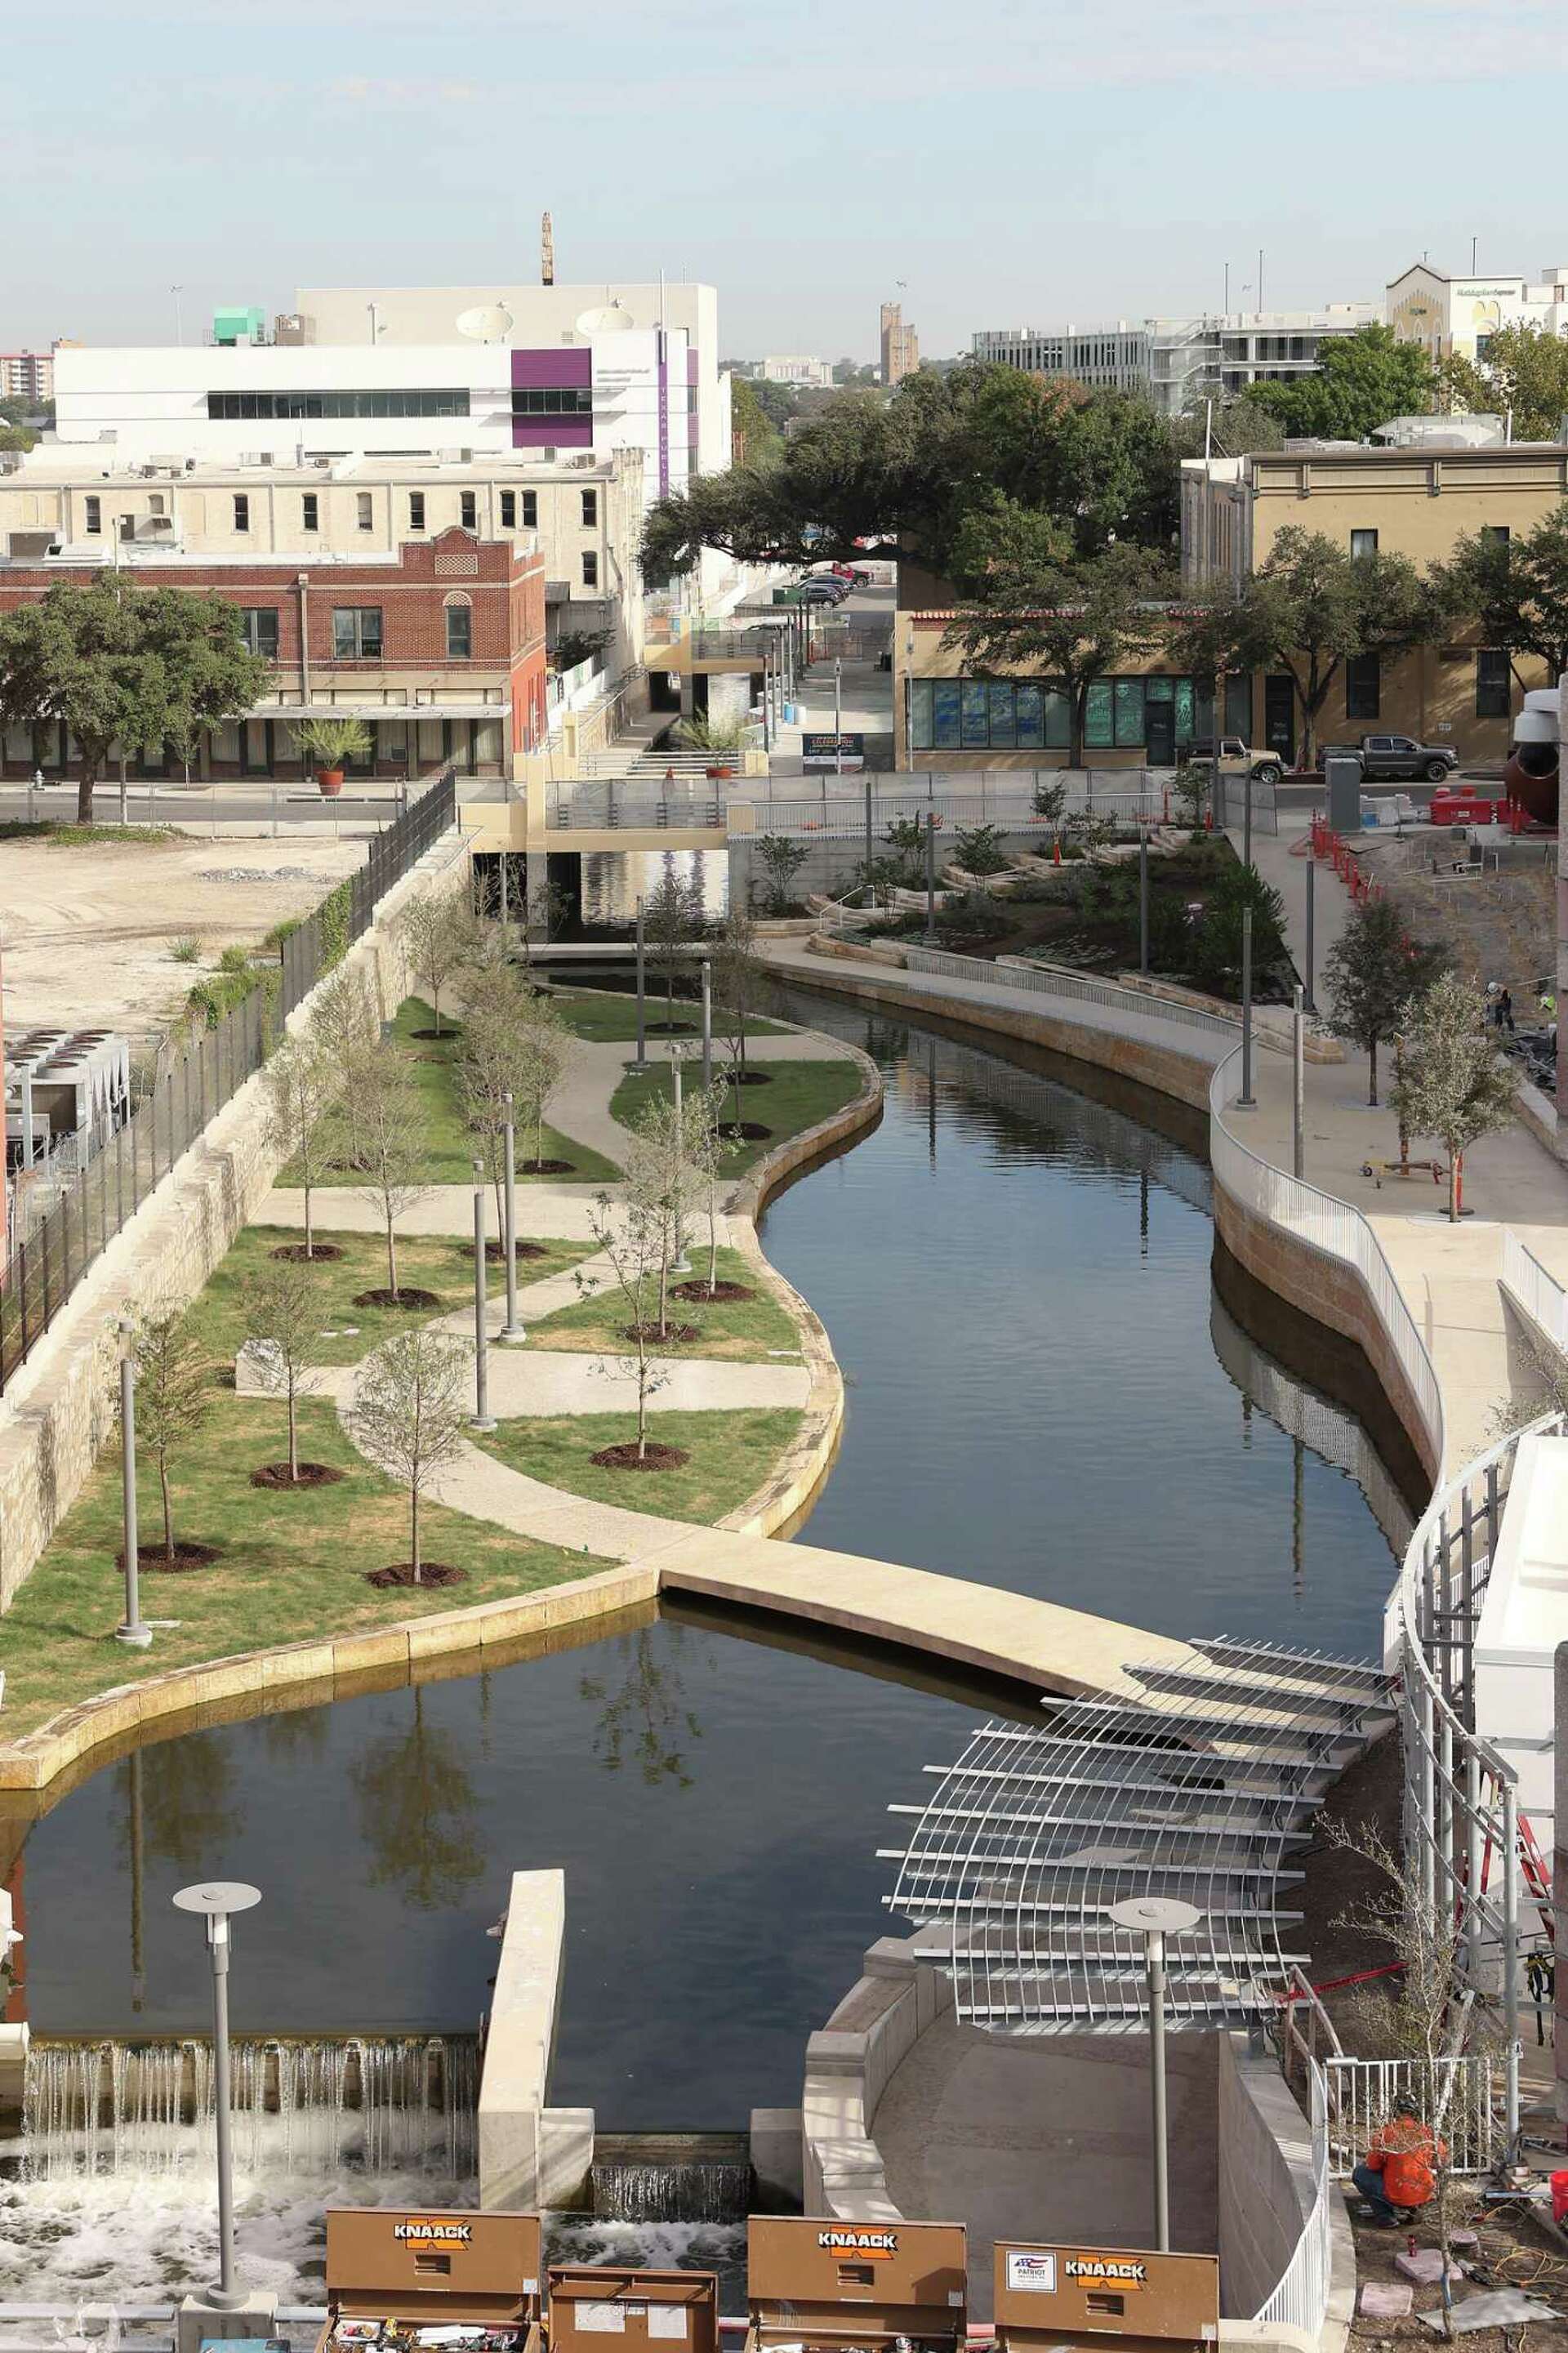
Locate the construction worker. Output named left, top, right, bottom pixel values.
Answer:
left=1352, top=2097, right=1446, bottom=2227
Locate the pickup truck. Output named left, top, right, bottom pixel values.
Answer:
left=1190, top=737, right=1285, bottom=786
left=1321, top=733, right=1459, bottom=783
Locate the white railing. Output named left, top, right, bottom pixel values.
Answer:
left=1207, top=1047, right=1446, bottom=1467
left=1323, top=2053, right=1503, bottom=2178
left=1254, top=2059, right=1331, bottom=2332
left=1501, top=1228, right=1568, bottom=1354
left=903, top=945, right=1241, bottom=1045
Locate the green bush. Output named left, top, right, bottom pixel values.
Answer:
left=952, top=823, right=1011, bottom=876
left=1188, top=864, right=1287, bottom=996
left=937, top=888, right=1010, bottom=943
left=318, top=878, right=352, bottom=971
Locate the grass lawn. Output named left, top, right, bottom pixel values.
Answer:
left=610, top=1058, right=865, bottom=1174
left=548, top=987, right=791, bottom=1045
left=187, top=1225, right=596, bottom=1367
left=525, top=1246, right=800, bottom=1363
left=0, top=1394, right=611, bottom=1740
left=473, top=1408, right=803, bottom=1526
left=274, top=997, right=621, bottom=1188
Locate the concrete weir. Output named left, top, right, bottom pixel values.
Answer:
left=477, top=1868, right=593, bottom=2211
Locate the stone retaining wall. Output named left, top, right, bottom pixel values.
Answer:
left=0, top=844, right=470, bottom=1612
left=800, top=1925, right=951, bottom=2219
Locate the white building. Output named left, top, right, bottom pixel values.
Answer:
left=973, top=306, right=1379, bottom=414
left=1388, top=263, right=1568, bottom=365
left=0, top=350, right=56, bottom=407
left=759, top=355, right=835, bottom=389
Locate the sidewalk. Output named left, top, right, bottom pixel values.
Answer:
left=770, top=652, right=893, bottom=777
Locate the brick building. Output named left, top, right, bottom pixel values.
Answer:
left=0, top=528, right=546, bottom=782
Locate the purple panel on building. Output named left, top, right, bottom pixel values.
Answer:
left=511, top=345, right=594, bottom=448
left=687, top=350, right=698, bottom=385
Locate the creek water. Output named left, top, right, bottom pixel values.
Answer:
left=0, top=988, right=1405, bottom=2308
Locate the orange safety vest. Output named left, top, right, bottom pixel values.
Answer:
left=1366, top=2118, right=1444, bottom=2208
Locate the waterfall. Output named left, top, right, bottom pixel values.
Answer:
left=590, top=2158, right=750, bottom=2224
left=20, top=2035, right=479, bottom=2182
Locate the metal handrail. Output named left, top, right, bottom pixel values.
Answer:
left=904, top=944, right=1239, bottom=1044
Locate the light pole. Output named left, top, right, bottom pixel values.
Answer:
left=1303, top=852, right=1316, bottom=1015
left=115, top=1328, right=152, bottom=1649
left=172, top=1881, right=262, bottom=2309
left=630, top=894, right=650, bottom=1072
left=701, top=957, right=713, bottom=1095
left=470, top=1161, right=497, bottom=1432
left=1138, top=825, right=1150, bottom=976
left=835, top=657, right=844, bottom=778
left=499, top=1093, right=525, bottom=1344
left=924, top=809, right=938, bottom=946
left=1292, top=984, right=1306, bottom=1180
left=669, top=1048, right=692, bottom=1276
left=1108, top=1895, right=1201, bottom=2253
left=1238, top=905, right=1256, bottom=1108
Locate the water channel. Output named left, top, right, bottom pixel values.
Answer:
left=0, top=987, right=1413, bottom=2308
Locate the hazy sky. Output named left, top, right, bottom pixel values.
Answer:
left=10, top=0, right=1568, bottom=360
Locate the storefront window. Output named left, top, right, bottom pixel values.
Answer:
left=1225, top=675, right=1253, bottom=737
left=932, top=682, right=961, bottom=749
left=1084, top=681, right=1114, bottom=749
left=1113, top=678, right=1146, bottom=746
left=909, top=679, right=933, bottom=749
left=1043, top=689, right=1071, bottom=748
left=1015, top=684, right=1045, bottom=749
left=960, top=682, right=990, bottom=747
left=987, top=682, right=1016, bottom=747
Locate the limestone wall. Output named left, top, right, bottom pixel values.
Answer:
left=800, top=1925, right=951, bottom=2218
left=1217, top=2035, right=1354, bottom=2351
left=0, top=838, right=470, bottom=1613
left=477, top=1867, right=594, bottom=2213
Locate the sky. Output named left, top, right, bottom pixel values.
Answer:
left=8, top=0, right=1568, bottom=363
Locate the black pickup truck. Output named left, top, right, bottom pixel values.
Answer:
left=1321, top=733, right=1459, bottom=782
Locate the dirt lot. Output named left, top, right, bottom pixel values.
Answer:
left=0, top=831, right=361, bottom=1045
left=1370, top=833, right=1557, bottom=1005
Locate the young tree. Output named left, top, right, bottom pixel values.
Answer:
left=1172, top=526, right=1437, bottom=770
left=945, top=502, right=1174, bottom=767
left=306, top=968, right=378, bottom=1170
left=261, top=1034, right=336, bottom=1258
left=1245, top=324, right=1437, bottom=441
left=0, top=574, right=267, bottom=827
left=513, top=1000, right=571, bottom=1175
left=577, top=1183, right=672, bottom=1462
left=755, top=832, right=810, bottom=916
left=240, top=1259, right=322, bottom=1482
left=127, top=1309, right=212, bottom=1564
left=354, top=1041, right=432, bottom=1299
left=688, top=1077, right=738, bottom=1299
left=710, top=902, right=765, bottom=1125
left=346, top=1328, right=470, bottom=1584
left=643, top=857, right=705, bottom=1027
left=1324, top=898, right=1451, bottom=1106
left=1391, top=970, right=1519, bottom=1223
left=459, top=967, right=570, bottom=1216
left=402, top=889, right=473, bottom=1037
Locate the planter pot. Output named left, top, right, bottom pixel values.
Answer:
left=706, top=763, right=736, bottom=781
left=316, top=769, right=345, bottom=797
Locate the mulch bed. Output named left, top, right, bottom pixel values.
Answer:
left=270, top=1241, right=345, bottom=1263
left=118, top=1541, right=221, bottom=1574
left=352, top=1286, right=444, bottom=1309
left=724, top=1070, right=773, bottom=1087
left=457, top=1239, right=548, bottom=1263
left=250, top=1462, right=347, bottom=1491
left=624, top=1321, right=702, bottom=1344
left=410, top=1026, right=461, bottom=1041
left=644, top=1019, right=697, bottom=1035
left=363, top=1561, right=468, bottom=1589
left=519, top=1158, right=575, bottom=1176
left=590, top=1442, right=691, bottom=1472
left=717, top=1121, right=773, bottom=1142
left=671, top=1279, right=755, bottom=1304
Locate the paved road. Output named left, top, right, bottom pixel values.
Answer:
left=0, top=782, right=412, bottom=830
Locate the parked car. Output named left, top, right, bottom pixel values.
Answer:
left=1190, top=737, right=1285, bottom=786
left=1321, top=733, right=1459, bottom=782
left=798, top=579, right=849, bottom=604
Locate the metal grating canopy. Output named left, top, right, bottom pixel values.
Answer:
left=883, top=1638, right=1394, bottom=2034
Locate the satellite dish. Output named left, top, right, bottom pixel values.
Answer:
left=457, top=303, right=514, bottom=342
left=575, top=304, right=635, bottom=336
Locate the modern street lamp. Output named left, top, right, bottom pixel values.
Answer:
left=172, top=1881, right=262, bottom=2309
left=1292, top=984, right=1306, bottom=1180
left=669, top=1049, right=692, bottom=1276
left=700, top=958, right=713, bottom=1094
left=499, top=1093, right=525, bottom=1344
left=1107, top=1895, right=1201, bottom=2252
left=115, top=1323, right=152, bottom=1649
left=470, top=1161, right=497, bottom=1431
left=924, top=809, right=938, bottom=946
left=630, top=894, right=650, bottom=1073
left=1238, top=905, right=1257, bottom=1108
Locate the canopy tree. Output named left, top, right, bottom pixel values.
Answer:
left=1169, top=526, right=1437, bottom=769
left=1430, top=500, right=1568, bottom=689
left=0, top=573, right=268, bottom=825
left=943, top=499, right=1174, bottom=765
left=1247, top=326, right=1437, bottom=440
left=1323, top=897, right=1451, bottom=1107
left=1437, top=323, right=1568, bottom=442
left=1391, top=970, right=1518, bottom=1223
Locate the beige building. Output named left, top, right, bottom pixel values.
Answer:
left=1387, top=262, right=1568, bottom=365
left=0, top=350, right=55, bottom=406
left=0, top=445, right=646, bottom=674
left=880, top=302, right=919, bottom=387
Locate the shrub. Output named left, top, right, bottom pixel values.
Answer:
left=952, top=823, right=1012, bottom=876
left=170, top=935, right=202, bottom=964
left=1188, top=863, right=1287, bottom=996
left=937, top=889, right=1009, bottom=943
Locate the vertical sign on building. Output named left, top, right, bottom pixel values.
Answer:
left=657, top=329, right=670, bottom=500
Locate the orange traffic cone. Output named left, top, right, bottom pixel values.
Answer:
left=1053, top=838, right=1062, bottom=867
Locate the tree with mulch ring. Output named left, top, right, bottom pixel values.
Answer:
left=250, top=1461, right=345, bottom=1490
left=644, top=1018, right=696, bottom=1036
left=724, top=1068, right=773, bottom=1086
left=624, top=1321, right=702, bottom=1345
left=270, top=1241, right=345, bottom=1263
left=519, top=1156, right=575, bottom=1176
left=124, top=1307, right=213, bottom=1568
left=346, top=1326, right=472, bottom=1587
left=718, top=1121, right=772, bottom=1142
left=457, top=1238, right=548, bottom=1263
left=353, top=1286, right=444, bottom=1310
left=118, top=1540, right=221, bottom=1573
left=590, top=1441, right=690, bottom=1472
left=242, top=1256, right=333, bottom=1487
left=365, top=1559, right=467, bottom=1589
left=671, top=1278, right=755, bottom=1304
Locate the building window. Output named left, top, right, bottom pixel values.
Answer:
left=460, top=490, right=477, bottom=530
left=332, top=606, right=383, bottom=660
left=521, top=490, right=538, bottom=529
left=1345, top=653, right=1380, bottom=720
left=149, top=492, right=165, bottom=515
left=581, top=550, right=599, bottom=590
left=500, top=490, right=516, bottom=528
left=510, top=385, right=593, bottom=417
left=445, top=600, right=473, bottom=660
left=357, top=492, right=373, bottom=531
left=234, top=492, right=250, bottom=533
left=1350, top=528, right=1379, bottom=559
left=301, top=492, right=319, bottom=533
left=581, top=488, right=598, bottom=526
left=408, top=491, right=425, bottom=531
left=1084, top=680, right=1115, bottom=749
left=909, top=676, right=1070, bottom=752
left=1476, top=648, right=1512, bottom=718
left=84, top=495, right=100, bottom=534
left=1482, top=524, right=1511, bottom=546
left=207, top=388, right=469, bottom=420
left=238, top=607, right=279, bottom=659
